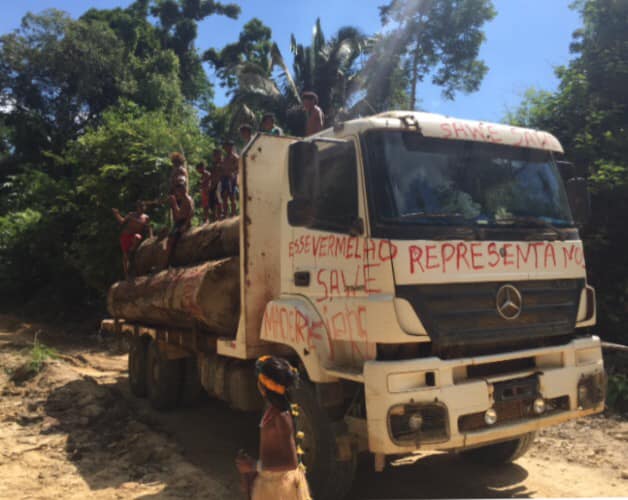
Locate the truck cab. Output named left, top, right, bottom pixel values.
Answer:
left=239, top=111, right=604, bottom=493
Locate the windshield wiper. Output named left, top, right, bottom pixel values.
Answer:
left=489, top=215, right=569, bottom=240
left=397, top=212, right=465, bottom=220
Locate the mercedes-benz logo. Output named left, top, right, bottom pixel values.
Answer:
left=496, top=284, right=522, bottom=320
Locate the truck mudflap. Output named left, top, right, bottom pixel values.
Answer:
left=363, top=337, right=605, bottom=455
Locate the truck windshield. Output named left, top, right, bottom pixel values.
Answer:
left=363, top=130, right=574, bottom=236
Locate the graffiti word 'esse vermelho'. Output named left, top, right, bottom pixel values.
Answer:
left=288, top=235, right=397, bottom=262
left=409, top=241, right=585, bottom=274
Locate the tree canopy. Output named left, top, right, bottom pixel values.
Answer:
left=372, top=0, right=496, bottom=110
left=506, top=0, right=628, bottom=343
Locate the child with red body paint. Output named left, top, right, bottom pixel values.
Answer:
left=112, top=202, right=152, bottom=278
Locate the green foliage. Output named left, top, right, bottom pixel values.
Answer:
left=607, top=374, right=628, bottom=413
left=0, top=5, right=214, bottom=314
left=218, top=18, right=369, bottom=135
left=0, top=10, right=130, bottom=163
left=0, top=209, right=42, bottom=289
left=507, top=0, right=628, bottom=344
left=149, top=0, right=241, bottom=102
left=356, top=33, right=411, bottom=113
left=204, top=18, right=274, bottom=90
left=66, top=100, right=211, bottom=292
left=30, top=333, right=58, bottom=372
left=371, top=0, right=496, bottom=110
left=290, top=20, right=369, bottom=124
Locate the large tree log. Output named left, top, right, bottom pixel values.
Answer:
left=108, top=258, right=240, bottom=336
left=134, top=217, right=239, bottom=276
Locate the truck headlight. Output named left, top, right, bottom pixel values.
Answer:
left=407, top=413, right=423, bottom=431
left=484, top=408, right=497, bottom=425
left=388, top=403, right=449, bottom=444
left=532, top=398, right=546, bottom=415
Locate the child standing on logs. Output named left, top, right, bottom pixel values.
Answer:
left=210, top=148, right=223, bottom=220
left=196, top=161, right=212, bottom=224
left=112, top=202, right=152, bottom=278
left=235, top=356, right=311, bottom=500
left=221, top=139, right=239, bottom=218
left=165, top=177, right=194, bottom=267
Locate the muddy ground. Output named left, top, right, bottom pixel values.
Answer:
left=1, top=314, right=627, bottom=499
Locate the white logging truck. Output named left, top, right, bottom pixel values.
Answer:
left=102, top=111, right=606, bottom=500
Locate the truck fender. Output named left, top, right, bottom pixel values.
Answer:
left=260, top=296, right=338, bottom=383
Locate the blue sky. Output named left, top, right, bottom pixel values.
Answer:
left=0, top=0, right=581, bottom=122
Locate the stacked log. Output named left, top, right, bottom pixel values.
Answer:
left=133, top=216, right=239, bottom=276
left=109, top=217, right=242, bottom=335
left=108, top=258, right=240, bottom=336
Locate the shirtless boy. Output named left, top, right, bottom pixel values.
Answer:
left=195, top=161, right=212, bottom=223
left=221, top=140, right=239, bottom=217
left=209, top=149, right=223, bottom=219
left=112, top=202, right=152, bottom=278
left=166, top=178, right=194, bottom=266
left=302, top=91, right=324, bottom=136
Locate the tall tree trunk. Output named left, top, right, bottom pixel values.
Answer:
left=410, top=39, right=421, bottom=110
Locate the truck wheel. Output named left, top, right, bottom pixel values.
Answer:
left=180, top=356, right=204, bottom=406
left=145, top=340, right=183, bottom=410
left=128, top=335, right=149, bottom=397
left=460, top=432, right=536, bottom=464
left=293, top=382, right=356, bottom=500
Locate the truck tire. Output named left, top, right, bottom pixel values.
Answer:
left=460, top=432, right=536, bottom=464
left=128, top=335, right=149, bottom=397
left=145, top=340, right=183, bottom=410
left=292, top=382, right=356, bottom=500
left=180, top=356, right=204, bottom=407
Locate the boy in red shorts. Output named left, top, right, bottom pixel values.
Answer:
left=112, top=202, right=152, bottom=278
left=196, top=161, right=212, bottom=223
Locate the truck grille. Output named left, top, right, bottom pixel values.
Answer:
left=396, top=279, right=583, bottom=358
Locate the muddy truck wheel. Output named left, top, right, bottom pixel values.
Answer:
left=145, top=340, right=183, bottom=410
left=128, top=335, right=149, bottom=397
left=460, top=432, right=536, bottom=464
left=293, top=382, right=356, bottom=500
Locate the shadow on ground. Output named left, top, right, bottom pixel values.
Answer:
left=349, top=453, right=530, bottom=499
left=39, top=371, right=532, bottom=499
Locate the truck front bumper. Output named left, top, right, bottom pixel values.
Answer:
left=362, top=336, right=605, bottom=454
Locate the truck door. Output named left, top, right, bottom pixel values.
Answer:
left=288, top=139, right=375, bottom=369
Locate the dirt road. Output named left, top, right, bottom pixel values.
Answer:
left=1, top=315, right=627, bottom=499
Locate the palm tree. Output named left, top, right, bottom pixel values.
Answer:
left=291, top=20, right=369, bottom=122
left=224, top=19, right=369, bottom=136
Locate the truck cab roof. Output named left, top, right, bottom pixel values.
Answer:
left=318, top=110, right=564, bottom=154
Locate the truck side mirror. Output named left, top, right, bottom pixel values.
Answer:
left=288, top=141, right=318, bottom=199
left=565, top=177, right=591, bottom=225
